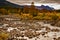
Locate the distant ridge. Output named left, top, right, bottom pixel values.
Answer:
left=0, top=0, right=24, bottom=8
left=0, top=0, right=54, bottom=10
left=36, top=5, right=54, bottom=10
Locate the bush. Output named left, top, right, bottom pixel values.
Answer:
left=0, top=32, right=9, bottom=40
left=51, top=15, right=58, bottom=20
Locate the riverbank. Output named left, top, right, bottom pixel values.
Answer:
left=0, top=15, right=60, bottom=40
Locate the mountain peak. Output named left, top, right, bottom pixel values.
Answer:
left=36, top=5, right=54, bottom=10
left=0, top=0, right=54, bottom=10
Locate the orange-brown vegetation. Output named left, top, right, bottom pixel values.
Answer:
left=0, top=32, right=9, bottom=40
left=0, top=2, right=60, bottom=20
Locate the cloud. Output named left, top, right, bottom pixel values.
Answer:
left=6, top=0, right=60, bottom=9
left=7, top=0, right=60, bottom=3
left=33, top=0, right=60, bottom=3
left=7, top=0, right=60, bottom=4
left=36, top=0, right=60, bottom=3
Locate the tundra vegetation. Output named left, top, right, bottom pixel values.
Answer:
left=0, top=2, right=60, bottom=40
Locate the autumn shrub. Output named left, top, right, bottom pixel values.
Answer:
left=0, top=32, right=9, bottom=40
left=51, top=15, right=58, bottom=20
left=20, top=14, right=33, bottom=19
left=33, top=16, right=43, bottom=20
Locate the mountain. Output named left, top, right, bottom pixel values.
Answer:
left=0, top=0, right=24, bottom=8
left=36, top=5, right=54, bottom=10
left=0, top=0, right=54, bottom=10
left=0, top=0, right=6, bottom=6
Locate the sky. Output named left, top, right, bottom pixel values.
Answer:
left=6, top=0, right=60, bottom=10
